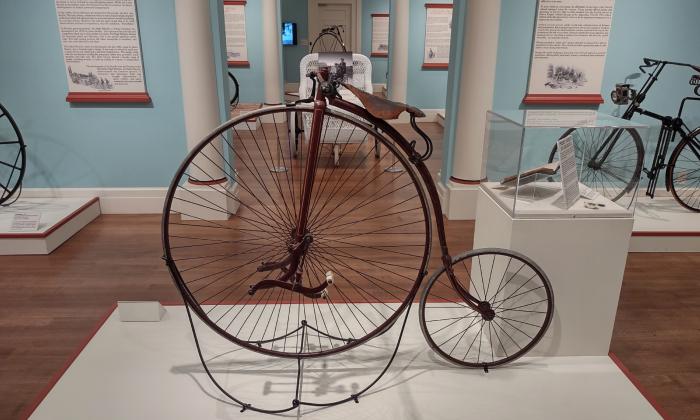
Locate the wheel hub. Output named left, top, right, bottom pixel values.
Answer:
left=478, top=301, right=496, bottom=321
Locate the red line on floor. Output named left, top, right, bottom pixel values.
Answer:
left=20, top=303, right=117, bottom=420
left=609, top=351, right=671, bottom=419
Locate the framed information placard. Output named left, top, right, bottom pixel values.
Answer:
left=371, top=13, right=389, bottom=57
left=523, top=0, right=615, bottom=105
left=422, top=4, right=452, bottom=69
left=224, top=1, right=249, bottom=67
left=55, top=0, right=150, bottom=103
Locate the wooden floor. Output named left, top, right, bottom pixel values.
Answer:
left=1, top=122, right=698, bottom=419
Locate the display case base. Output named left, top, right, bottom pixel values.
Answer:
left=0, top=197, right=100, bottom=255
left=473, top=186, right=634, bottom=357
left=631, top=196, right=700, bottom=252
left=25, top=305, right=663, bottom=420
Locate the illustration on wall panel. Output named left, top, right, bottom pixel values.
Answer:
left=67, top=67, right=114, bottom=91
left=545, top=64, right=587, bottom=89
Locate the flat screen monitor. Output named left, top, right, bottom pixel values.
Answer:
left=282, top=22, right=297, bottom=46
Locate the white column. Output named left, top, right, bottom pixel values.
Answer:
left=175, top=0, right=237, bottom=220
left=262, top=0, right=283, bottom=105
left=387, top=0, right=409, bottom=102
left=439, top=0, right=501, bottom=220
left=450, top=0, right=501, bottom=182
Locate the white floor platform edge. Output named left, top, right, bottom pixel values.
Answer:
left=0, top=197, right=100, bottom=255
left=27, top=305, right=663, bottom=420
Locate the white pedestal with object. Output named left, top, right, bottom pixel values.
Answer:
left=474, top=183, right=634, bottom=356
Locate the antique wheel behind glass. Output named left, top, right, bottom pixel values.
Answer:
left=228, top=71, right=239, bottom=109
left=310, top=31, right=346, bottom=53
left=668, top=129, right=700, bottom=212
left=0, top=101, right=26, bottom=206
left=162, top=105, right=431, bottom=358
left=548, top=127, right=644, bottom=202
left=419, top=248, right=554, bottom=368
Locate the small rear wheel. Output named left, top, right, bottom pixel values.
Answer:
left=668, top=129, right=700, bottom=212
left=419, top=248, right=554, bottom=368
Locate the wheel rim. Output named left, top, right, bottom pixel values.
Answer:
left=420, top=249, right=554, bottom=368
left=670, top=134, right=700, bottom=211
left=311, top=33, right=345, bottom=53
left=551, top=128, right=643, bottom=202
left=163, top=106, right=431, bottom=358
left=0, top=102, right=26, bottom=206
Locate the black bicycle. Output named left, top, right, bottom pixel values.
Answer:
left=310, top=25, right=346, bottom=53
left=228, top=71, right=239, bottom=109
left=548, top=58, right=700, bottom=211
left=0, top=101, right=26, bottom=206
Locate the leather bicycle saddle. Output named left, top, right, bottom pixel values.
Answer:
left=341, top=83, right=426, bottom=120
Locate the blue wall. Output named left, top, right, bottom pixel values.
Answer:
left=405, top=0, right=452, bottom=109
left=281, top=0, right=310, bottom=84
left=0, top=0, right=187, bottom=188
left=488, top=0, right=700, bottom=177
left=361, top=0, right=390, bottom=84
left=228, top=1, right=266, bottom=103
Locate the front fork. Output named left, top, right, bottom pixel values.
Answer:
left=646, top=125, right=676, bottom=198
left=249, top=78, right=331, bottom=299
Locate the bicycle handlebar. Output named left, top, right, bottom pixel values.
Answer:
left=639, top=57, right=700, bottom=73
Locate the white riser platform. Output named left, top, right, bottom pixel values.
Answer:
left=26, top=305, right=662, bottom=420
left=631, top=197, right=700, bottom=252
left=0, top=197, right=100, bottom=255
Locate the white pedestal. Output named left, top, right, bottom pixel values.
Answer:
left=473, top=186, right=634, bottom=356
left=0, top=197, right=101, bottom=255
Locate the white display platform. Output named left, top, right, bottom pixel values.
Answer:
left=474, top=185, right=634, bottom=357
left=481, top=182, right=632, bottom=219
left=0, top=197, right=100, bottom=255
left=631, top=196, right=700, bottom=252
left=26, top=305, right=662, bottom=420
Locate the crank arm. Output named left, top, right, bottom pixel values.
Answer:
left=249, top=274, right=334, bottom=299
left=257, top=254, right=293, bottom=272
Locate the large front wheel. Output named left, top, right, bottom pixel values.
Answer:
left=419, top=249, right=554, bottom=368
left=548, top=127, right=644, bottom=202
left=162, top=105, right=431, bottom=358
left=668, top=129, right=700, bottom=212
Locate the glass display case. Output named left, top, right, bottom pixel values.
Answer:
left=482, top=110, right=649, bottom=219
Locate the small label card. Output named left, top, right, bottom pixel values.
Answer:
left=557, top=134, right=580, bottom=209
left=10, top=212, right=42, bottom=232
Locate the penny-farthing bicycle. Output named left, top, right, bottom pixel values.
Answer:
left=162, top=69, right=554, bottom=413
left=0, top=101, right=26, bottom=207
left=310, top=25, right=346, bottom=53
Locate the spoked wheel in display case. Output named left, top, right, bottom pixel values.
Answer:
left=0, top=101, right=26, bottom=206
left=310, top=25, right=346, bottom=53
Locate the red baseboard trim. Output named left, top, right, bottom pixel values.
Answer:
left=66, top=92, right=151, bottom=103
left=522, top=93, right=604, bottom=105
left=371, top=13, right=389, bottom=17
left=187, top=177, right=228, bottom=186
left=20, top=303, right=118, bottom=420
left=228, top=60, right=250, bottom=67
left=632, top=231, right=700, bottom=237
left=422, top=63, right=449, bottom=70
left=449, top=176, right=483, bottom=185
left=425, top=3, right=453, bottom=9
left=224, top=0, right=246, bottom=5
left=371, top=52, right=389, bottom=57
left=608, top=352, right=671, bottom=419
left=0, top=197, right=100, bottom=239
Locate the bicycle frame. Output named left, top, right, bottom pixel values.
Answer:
left=250, top=71, right=493, bottom=322
left=319, top=78, right=485, bottom=314
left=591, top=59, right=700, bottom=197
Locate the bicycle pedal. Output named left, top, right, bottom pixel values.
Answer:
left=325, top=271, right=334, bottom=285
